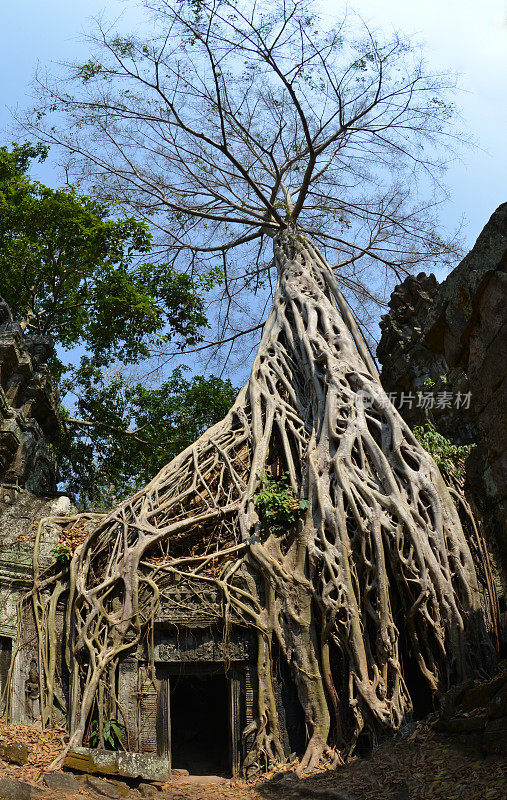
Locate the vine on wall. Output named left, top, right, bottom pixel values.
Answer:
left=413, top=422, right=473, bottom=480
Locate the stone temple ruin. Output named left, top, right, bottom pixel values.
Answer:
left=0, top=206, right=505, bottom=780
left=0, top=304, right=303, bottom=777
left=377, top=202, right=507, bottom=593
left=112, top=588, right=304, bottom=777
left=0, top=300, right=70, bottom=724
left=0, top=300, right=70, bottom=723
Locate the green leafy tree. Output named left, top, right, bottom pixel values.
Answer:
left=61, top=363, right=237, bottom=507
left=413, top=422, right=473, bottom=480
left=0, top=143, right=207, bottom=364
left=254, top=473, right=309, bottom=533
left=0, top=142, right=235, bottom=502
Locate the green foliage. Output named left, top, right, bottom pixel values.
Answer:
left=254, top=474, right=309, bottom=533
left=0, top=143, right=231, bottom=502
left=89, top=719, right=125, bottom=750
left=50, top=541, right=72, bottom=566
left=423, top=375, right=447, bottom=390
left=413, top=422, right=473, bottom=478
left=59, top=364, right=238, bottom=509
left=0, top=142, right=208, bottom=366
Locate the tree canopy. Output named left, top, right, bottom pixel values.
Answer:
left=28, top=0, right=462, bottom=358
left=61, top=363, right=237, bottom=507
left=0, top=142, right=207, bottom=363
left=0, top=142, right=236, bottom=504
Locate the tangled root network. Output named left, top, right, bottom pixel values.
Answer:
left=62, top=227, right=497, bottom=775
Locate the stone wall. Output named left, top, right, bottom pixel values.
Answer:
left=377, top=203, right=507, bottom=593
left=0, top=492, right=73, bottom=724
left=0, top=299, right=72, bottom=723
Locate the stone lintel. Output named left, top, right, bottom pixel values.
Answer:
left=64, top=747, right=170, bottom=781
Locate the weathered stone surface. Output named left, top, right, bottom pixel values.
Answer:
left=85, top=775, right=126, bottom=798
left=459, top=673, right=507, bottom=712
left=432, top=208, right=507, bottom=358
left=0, top=489, right=75, bottom=726
left=0, top=302, right=62, bottom=497
left=0, top=778, right=43, bottom=800
left=436, top=713, right=488, bottom=733
left=155, top=625, right=255, bottom=661
left=434, top=666, right=507, bottom=756
left=173, top=775, right=226, bottom=785
left=43, top=773, right=80, bottom=791
left=0, top=492, right=62, bottom=636
left=136, top=784, right=160, bottom=798
left=377, top=272, right=452, bottom=426
left=107, top=781, right=131, bottom=798
left=0, top=742, right=29, bottom=765
left=0, top=302, right=69, bottom=726
left=481, top=717, right=507, bottom=755
left=488, top=682, right=507, bottom=718
left=63, top=748, right=170, bottom=782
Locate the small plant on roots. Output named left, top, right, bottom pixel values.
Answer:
left=413, top=422, right=473, bottom=479
left=254, top=473, right=309, bottom=533
left=50, top=541, right=72, bottom=566
left=89, top=719, right=125, bottom=750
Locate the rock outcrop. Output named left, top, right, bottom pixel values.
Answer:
left=434, top=661, right=507, bottom=756
left=377, top=203, right=507, bottom=593
left=0, top=299, right=61, bottom=497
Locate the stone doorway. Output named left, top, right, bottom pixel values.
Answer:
left=117, top=626, right=257, bottom=776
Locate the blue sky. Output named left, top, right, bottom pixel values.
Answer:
left=1, top=0, right=505, bottom=254
left=324, top=0, right=507, bottom=255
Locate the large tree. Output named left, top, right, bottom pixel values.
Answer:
left=24, top=0, right=496, bottom=775
left=0, top=142, right=235, bottom=503
left=28, top=0, right=463, bottom=356
left=0, top=143, right=205, bottom=359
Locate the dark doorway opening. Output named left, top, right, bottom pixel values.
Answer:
left=0, top=637, right=12, bottom=715
left=170, top=673, right=230, bottom=775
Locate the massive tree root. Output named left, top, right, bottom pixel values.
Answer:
left=43, top=228, right=496, bottom=774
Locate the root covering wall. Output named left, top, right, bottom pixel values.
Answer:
left=53, top=228, right=496, bottom=775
